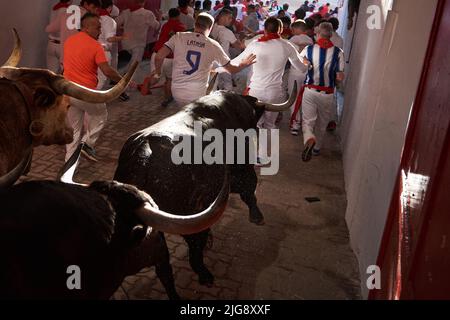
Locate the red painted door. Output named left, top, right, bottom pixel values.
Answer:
left=371, top=0, right=450, bottom=299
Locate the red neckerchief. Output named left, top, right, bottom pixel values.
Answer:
left=53, top=2, right=70, bottom=11
left=213, top=3, right=224, bottom=11
left=98, top=9, right=110, bottom=16
left=179, top=7, right=189, bottom=15
left=258, top=32, right=280, bottom=42
left=317, top=38, right=334, bottom=49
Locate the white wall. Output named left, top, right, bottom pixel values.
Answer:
left=0, top=0, right=56, bottom=68
left=341, top=0, right=438, bottom=298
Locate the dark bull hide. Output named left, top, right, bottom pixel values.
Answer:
left=0, top=173, right=229, bottom=299
left=114, top=86, right=296, bottom=287
left=0, top=29, right=138, bottom=188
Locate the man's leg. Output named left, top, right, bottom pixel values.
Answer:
left=301, top=89, right=319, bottom=162
left=314, top=93, right=335, bottom=151
left=65, top=99, right=85, bottom=162
left=83, top=102, right=108, bottom=149
left=46, top=42, right=61, bottom=74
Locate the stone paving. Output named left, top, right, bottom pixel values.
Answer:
left=19, top=73, right=361, bottom=300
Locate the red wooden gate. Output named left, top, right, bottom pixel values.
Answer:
left=371, top=0, right=450, bottom=300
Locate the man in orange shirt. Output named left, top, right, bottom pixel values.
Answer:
left=64, top=13, right=128, bottom=162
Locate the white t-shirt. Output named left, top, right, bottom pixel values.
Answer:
left=210, top=24, right=238, bottom=55
left=232, top=38, right=306, bottom=91
left=179, top=12, right=195, bottom=31
left=289, top=34, right=314, bottom=76
left=289, top=34, right=314, bottom=51
left=99, top=15, right=117, bottom=52
left=165, top=32, right=231, bottom=96
left=116, top=8, right=160, bottom=50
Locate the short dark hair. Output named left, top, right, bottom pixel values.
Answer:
left=328, top=17, right=339, bottom=31
left=291, top=20, right=307, bottom=32
left=280, top=16, right=291, bottom=27
left=195, top=13, right=215, bottom=31
left=101, top=0, right=113, bottom=9
left=264, top=17, right=282, bottom=33
left=178, top=0, right=189, bottom=8
left=283, top=3, right=289, bottom=10
left=218, top=8, right=233, bottom=18
left=169, top=8, right=181, bottom=18
left=294, top=8, right=306, bottom=20
left=304, top=17, right=315, bottom=30
left=80, top=12, right=99, bottom=28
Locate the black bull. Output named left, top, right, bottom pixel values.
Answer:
left=114, top=89, right=296, bottom=286
left=0, top=177, right=228, bottom=299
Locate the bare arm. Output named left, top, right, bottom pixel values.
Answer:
left=98, top=62, right=122, bottom=83
left=152, top=46, right=172, bottom=76
left=223, top=53, right=256, bottom=74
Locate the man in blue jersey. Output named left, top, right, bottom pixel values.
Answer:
left=298, top=22, right=344, bottom=162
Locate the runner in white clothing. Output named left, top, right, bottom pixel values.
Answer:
left=288, top=20, right=314, bottom=136
left=116, top=0, right=161, bottom=72
left=210, top=8, right=245, bottom=91
left=231, top=17, right=307, bottom=164
left=152, top=12, right=256, bottom=107
left=232, top=17, right=307, bottom=129
left=46, top=0, right=73, bottom=73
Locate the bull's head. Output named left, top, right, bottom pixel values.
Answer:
left=0, top=29, right=138, bottom=146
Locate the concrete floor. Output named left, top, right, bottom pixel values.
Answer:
left=20, top=62, right=361, bottom=300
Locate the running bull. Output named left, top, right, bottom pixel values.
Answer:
left=0, top=175, right=228, bottom=299
left=114, top=84, right=297, bottom=286
left=0, top=29, right=137, bottom=188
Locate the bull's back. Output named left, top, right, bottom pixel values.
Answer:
left=115, top=132, right=224, bottom=216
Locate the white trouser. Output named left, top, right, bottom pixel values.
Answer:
left=65, top=98, right=108, bottom=161
left=47, top=41, right=61, bottom=74
left=250, top=87, right=286, bottom=130
left=217, top=72, right=233, bottom=91
left=250, top=87, right=286, bottom=159
left=301, top=87, right=335, bottom=150
left=288, top=69, right=307, bottom=130
left=97, top=51, right=112, bottom=90
left=125, top=46, right=145, bottom=71
left=172, top=85, right=206, bottom=107
left=111, top=43, right=119, bottom=71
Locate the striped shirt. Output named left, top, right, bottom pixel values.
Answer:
left=300, top=44, right=345, bottom=89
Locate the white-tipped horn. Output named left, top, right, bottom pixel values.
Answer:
left=259, top=82, right=298, bottom=112
left=51, top=62, right=139, bottom=103
left=2, top=28, right=22, bottom=68
left=136, top=169, right=230, bottom=235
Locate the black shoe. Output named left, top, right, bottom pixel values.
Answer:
left=302, top=139, right=316, bottom=162
left=81, top=143, right=98, bottom=162
left=161, top=97, right=173, bottom=107
left=119, top=92, right=130, bottom=102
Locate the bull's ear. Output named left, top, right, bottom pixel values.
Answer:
left=129, top=225, right=148, bottom=246
left=34, top=87, right=56, bottom=108
left=241, top=95, right=258, bottom=107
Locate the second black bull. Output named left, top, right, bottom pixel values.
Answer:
left=114, top=86, right=296, bottom=286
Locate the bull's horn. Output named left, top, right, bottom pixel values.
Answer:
left=206, top=72, right=218, bottom=95
left=58, top=143, right=88, bottom=187
left=50, top=61, right=139, bottom=103
left=258, top=82, right=298, bottom=112
left=2, top=29, right=22, bottom=67
left=137, top=168, right=230, bottom=235
left=0, top=147, right=32, bottom=189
